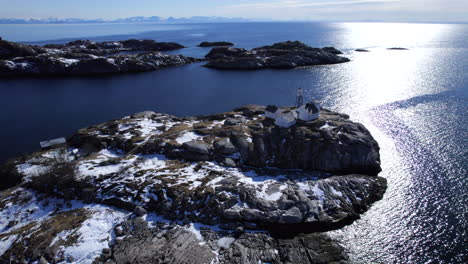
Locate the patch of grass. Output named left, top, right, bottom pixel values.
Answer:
left=26, top=162, right=84, bottom=196
left=130, top=136, right=146, bottom=144
left=0, top=222, right=38, bottom=240
left=98, top=157, right=122, bottom=166
left=163, top=160, right=191, bottom=171
left=0, top=188, right=32, bottom=210
left=159, top=124, right=192, bottom=138
left=192, top=121, right=213, bottom=130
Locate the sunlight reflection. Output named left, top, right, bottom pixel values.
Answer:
left=317, top=23, right=452, bottom=118
left=341, top=22, right=450, bottom=49
left=322, top=23, right=466, bottom=264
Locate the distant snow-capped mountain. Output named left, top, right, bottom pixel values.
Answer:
left=0, top=16, right=252, bottom=24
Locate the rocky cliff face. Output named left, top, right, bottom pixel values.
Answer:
left=0, top=105, right=386, bottom=264
left=204, top=41, right=350, bottom=69
left=0, top=39, right=197, bottom=77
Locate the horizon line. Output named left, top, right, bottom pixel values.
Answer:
left=0, top=16, right=466, bottom=25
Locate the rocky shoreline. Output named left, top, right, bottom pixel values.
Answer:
left=0, top=105, right=386, bottom=263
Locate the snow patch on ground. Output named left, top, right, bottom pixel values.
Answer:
left=60, top=207, right=127, bottom=263
left=137, top=118, right=166, bottom=137
left=258, top=184, right=287, bottom=201
left=228, top=169, right=288, bottom=201
left=0, top=188, right=129, bottom=264
left=330, top=186, right=343, bottom=197
left=176, top=132, right=203, bottom=144
left=133, top=154, right=167, bottom=171
left=0, top=234, right=17, bottom=256
left=186, top=223, right=204, bottom=241
left=16, top=163, right=51, bottom=179
left=312, top=184, right=326, bottom=202
left=217, top=237, right=235, bottom=249
left=296, top=181, right=326, bottom=204
left=58, top=58, right=79, bottom=66
left=76, top=149, right=137, bottom=178
left=174, top=163, right=211, bottom=189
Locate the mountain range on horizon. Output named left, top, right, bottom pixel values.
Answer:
left=0, top=16, right=257, bottom=24
left=0, top=16, right=466, bottom=25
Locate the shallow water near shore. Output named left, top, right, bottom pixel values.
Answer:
left=0, top=22, right=467, bottom=263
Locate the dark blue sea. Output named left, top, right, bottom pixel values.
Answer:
left=0, top=22, right=467, bottom=263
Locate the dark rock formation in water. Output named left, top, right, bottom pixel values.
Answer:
left=355, top=49, right=370, bottom=52
left=0, top=39, right=196, bottom=77
left=387, top=47, right=409, bottom=50
left=199, top=41, right=235, bottom=47
left=43, top=39, right=185, bottom=55
left=204, top=41, right=350, bottom=69
left=0, top=39, right=351, bottom=77
left=0, top=105, right=386, bottom=263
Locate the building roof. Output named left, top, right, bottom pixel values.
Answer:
left=40, top=137, right=66, bottom=148
left=265, top=105, right=279, bottom=113
left=305, top=103, right=319, bottom=114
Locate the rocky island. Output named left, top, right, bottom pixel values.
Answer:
left=0, top=39, right=350, bottom=77
left=198, top=41, right=235, bottom=47
left=0, top=105, right=386, bottom=263
left=204, top=41, right=350, bottom=69
left=0, top=39, right=199, bottom=77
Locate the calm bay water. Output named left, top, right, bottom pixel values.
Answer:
left=0, top=22, right=467, bottom=263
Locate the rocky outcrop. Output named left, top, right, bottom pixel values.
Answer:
left=0, top=39, right=351, bottom=76
left=0, top=105, right=386, bottom=263
left=0, top=51, right=199, bottom=77
left=2, top=105, right=385, bottom=229
left=111, top=215, right=348, bottom=264
left=199, top=41, right=235, bottom=47
left=120, top=39, right=185, bottom=51
left=355, top=49, right=370, bottom=52
left=0, top=188, right=348, bottom=264
left=204, top=41, right=350, bottom=69
left=0, top=39, right=195, bottom=77
left=0, top=39, right=45, bottom=59
left=43, top=39, right=185, bottom=55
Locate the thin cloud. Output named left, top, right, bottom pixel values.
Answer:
left=225, top=0, right=399, bottom=9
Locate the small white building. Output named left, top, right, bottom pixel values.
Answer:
left=274, top=110, right=297, bottom=128
left=296, top=101, right=321, bottom=121
left=264, top=100, right=321, bottom=128
left=40, top=137, right=67, bottom=149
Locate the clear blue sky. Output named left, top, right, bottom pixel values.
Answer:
left=1, top=0, right=466, bottom=22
